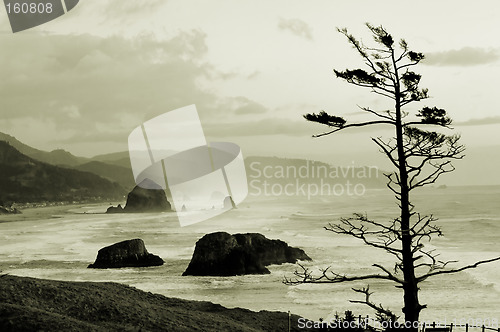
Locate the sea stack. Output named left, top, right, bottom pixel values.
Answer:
left=183, top=232, right=311, bottom=276
left=88, top=239, right=164, bottom=269
left=106, top=179, right=171, bottom=213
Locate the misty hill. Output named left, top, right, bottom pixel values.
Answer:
left=30, top=148, right=87, bottom=167
left=88, top=153, right=387, bottom=192
left=0, top=141, right=126, bottom=204
left=91, top=151, right=131, bottom=168
left=74, top=161, right=136, bottom=191
left=0, top=131, right=388, bottom=198
left=0, top=133, right=135, bottom=191
left=0, top=132, right=87, bottom=167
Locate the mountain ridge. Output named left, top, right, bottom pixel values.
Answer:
left=0, top=141, right=126, bottom=204
left=0, top=132, right=88, bottom=167
left=0, top=132, right=388, bottom=200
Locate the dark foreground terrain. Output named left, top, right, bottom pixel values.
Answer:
left=0, top=274, right=311, bottom=332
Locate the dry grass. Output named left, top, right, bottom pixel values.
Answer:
left=0, top=274, right=315, bottom=332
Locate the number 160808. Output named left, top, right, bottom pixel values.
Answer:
left=6, top=2, right=53, bottom=14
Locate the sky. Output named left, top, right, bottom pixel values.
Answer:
left=0, top=0, right=499, bottom=185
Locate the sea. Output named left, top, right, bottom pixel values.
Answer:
left=1, top=185, right=499, bottom=327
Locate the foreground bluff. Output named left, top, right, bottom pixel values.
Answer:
left=107, top=179, right=171, bottom=213
left=88, top=239, right=164, bottom=268
left=183, top=232, right=311, bottom=276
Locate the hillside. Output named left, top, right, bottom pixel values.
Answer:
left=0, top=131, right=388, bottom=200
left=74, top=161, right=136, bottom=191
left=0, top=275, right=313, bottom=332
left=89, top=153, right=387, bottom=190
left=0, top=132, right=87, bottom=167
left=91, top=150, right=131, bottom=168
left=0, top=141, right=126, bottom=204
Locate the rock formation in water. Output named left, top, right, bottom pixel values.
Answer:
left=182, top=232, right=311, bottom=276
left=106, top=204, right=123, bottom=213
left=106, top=179, right=171, bottom=213
left=0, top=204, right=21, bottom=214
left=88, top=239, right=164, bottom=269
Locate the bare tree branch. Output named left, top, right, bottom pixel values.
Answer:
left=359, top=105, right=395, bottom=121
left=350, top=286, right=400, bottom=322
left=417, top=257, right=500, bottom=282
left=312, top=120, right=394, bottom=138
left=372, top=137, right=399, bottom=168
left=284, top=262, right=403, bottom=286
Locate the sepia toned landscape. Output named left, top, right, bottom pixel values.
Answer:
left=1, top=1, right=500, bottom=331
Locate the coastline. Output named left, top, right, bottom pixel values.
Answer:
left=1, top=188, right=499, bottom=323
left=0, top=204, right=77, bottom=224
left=0, top=202, right=120, bottom=223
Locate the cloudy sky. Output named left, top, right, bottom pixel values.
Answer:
left=0, top=0, right=499, bottom=184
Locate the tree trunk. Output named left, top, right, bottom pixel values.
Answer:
left=393, top=57, right=421, bottom=328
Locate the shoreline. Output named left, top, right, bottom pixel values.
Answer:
left=0, top=202, right=121, bottom=223
left=1, top=189, right=499, bottom=323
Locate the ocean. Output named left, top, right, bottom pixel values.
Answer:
left=1, top=185, right=499, bottom=326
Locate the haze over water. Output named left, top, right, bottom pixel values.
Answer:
left=1, top=185, right=499, bottom=326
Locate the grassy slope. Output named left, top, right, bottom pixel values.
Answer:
left=0, top=275, right=314, bottom=332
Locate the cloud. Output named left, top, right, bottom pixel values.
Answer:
left=0, top=30, right=278, bottom=152
left=247, top=71, right=260, bottom=80
left=60, top=105, right=81, bottom=119
left=100, top=0, right=166, bottom=19
left=278, top=18, right=313, bottom=40
left=423, top=47, right=499, bottom=66
left=455, top=116, right=500, bottom=126
left=0, top=31, right=210, bottom=142
left=224, top=96, right=268, bottom=115
left=204, top=117, right=332, bottom=137
left=0, top=30, right=215, bottom=126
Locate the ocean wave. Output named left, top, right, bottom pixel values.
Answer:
left=465, top=265, right=500, bottom=292
left=289, top=212, right=339, bottom=220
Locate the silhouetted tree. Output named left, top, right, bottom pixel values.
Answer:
left=285, top=23, right=500, bottom=329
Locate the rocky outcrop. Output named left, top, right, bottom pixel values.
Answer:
left=0, top=205, right=21, bottom=214
left=106, top=179, right=171, bottom=213
left=106, top=204, right=123, bottom=213
left=123, top=182, right=171, bottom=213
left=183, top=232, right=311, bottom=276
left=88, top=239, right=164, bottom=269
